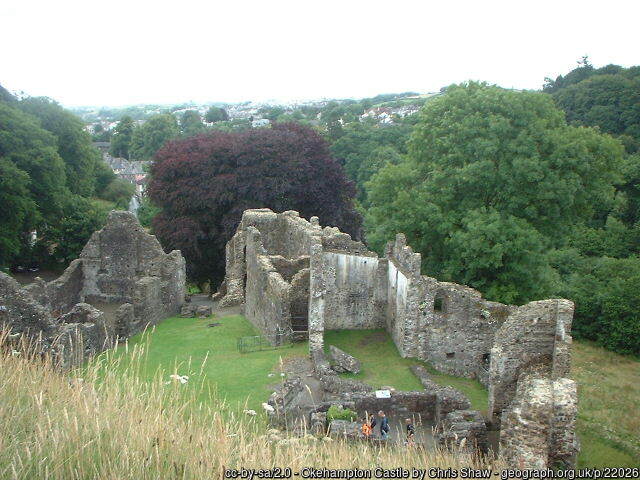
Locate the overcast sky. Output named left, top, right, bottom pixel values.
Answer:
left=1, top=0, right=638, bottom=107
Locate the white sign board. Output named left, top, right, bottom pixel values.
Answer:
left=375, top=389, right=391, bottom=398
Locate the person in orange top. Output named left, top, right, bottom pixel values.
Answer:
left=361, top=416, right=372, bottom=437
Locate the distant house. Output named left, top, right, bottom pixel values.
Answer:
left=94, top=143, right=149, bottom=195
left=251, top=118, right=270, bottom=128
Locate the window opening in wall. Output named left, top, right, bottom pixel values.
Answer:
left=482, top=353, right=491, bottom=366
left=434, top=297, right=445, bottom=312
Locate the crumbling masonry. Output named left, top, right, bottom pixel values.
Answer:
left=218, top=208, right=579, bottom=468
left=0, top=211, right=186, bottom=368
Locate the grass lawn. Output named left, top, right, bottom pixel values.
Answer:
left=324, top=329, right=488, bottom=412
left=101, top=314, right=308, bottom=411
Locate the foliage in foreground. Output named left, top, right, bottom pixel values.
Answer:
left=0, top=333, right=496, bottom=479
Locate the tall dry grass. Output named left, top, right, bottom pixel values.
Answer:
left=0, top=331, right=500, bottom=479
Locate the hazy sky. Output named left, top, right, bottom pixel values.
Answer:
left=2, top=0, right=638, bottom=107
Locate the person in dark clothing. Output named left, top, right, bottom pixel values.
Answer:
left=378, top=410, right=390, bottom=440
left=405, top=418, right=415, bottom=446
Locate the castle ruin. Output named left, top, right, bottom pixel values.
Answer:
left=0, top=211, right=186, bottom=367
left=218, top=208, right=579, bottom=468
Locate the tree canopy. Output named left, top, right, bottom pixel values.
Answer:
left=148, top=122, right=361, bottom=283
left=180, top=110, right=205, bottom=137
left=130, top=114, right=179, bottom=160
left=0, top=86, right=120, bottom=269
left=365, top=82, right=624, bottom=304
left=545, top=61, right=640, bottom=152
left=18, top=97, right=103, bottom=196
left=204, top=106, right=229, bottom=123
left=110, top=116, right=135, bottom=159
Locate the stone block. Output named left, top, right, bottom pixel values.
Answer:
left=329, top=345, right=361, bottom=374
left=196, top=305, right=212, bottom=318
left=180, top=304, right=197, bottom=317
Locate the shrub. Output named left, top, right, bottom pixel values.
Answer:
left=327, top=404, right=358, bottom=422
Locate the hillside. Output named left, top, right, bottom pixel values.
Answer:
left=0, top=329, right=497, bottom=479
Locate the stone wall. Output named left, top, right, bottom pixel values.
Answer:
left=499, top=371, right=578, bottom=468
left=386, top=234, right=513, bottom=378
left=80, top=210, right=185, bottom=310
left=321, top=252, right=384, bottom=330
left=244, top=227, right=292, bottom=337
left=488, top=299, right=574, bottom=419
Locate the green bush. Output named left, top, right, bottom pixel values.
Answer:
left=550, top=251, right=640, bottom=356
left=327, top=405, right=357, bottom=422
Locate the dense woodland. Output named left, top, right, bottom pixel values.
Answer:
left=1, top=59, right=638, bottom=355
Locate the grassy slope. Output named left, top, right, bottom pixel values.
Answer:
left=572, top=341, right=640, bottom=467
left=102, top=318, right=639, bottom=467
left=104, top=314, right=307, bottom=410
left=1, top=334, right=492, bottom=479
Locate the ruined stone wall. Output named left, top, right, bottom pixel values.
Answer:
left=386, top=234, right=511, bottom=376
left=244, top=227, right=292, bottom=337
left=417, top=280, right=511, bottom=379
left=488, top=299, right=574, bottom=419
left=219, top=209, right=318, bottom=307
left=0, top=273, right=57, bottom=340
left=499, top=371, right=578, bottom=468
left=289, top=268, right=310, bottom=321
left=80, top=211, right=185, bottom=312
left=321, top=252, right=384, bottom=330
left=47, top=260, right=86, bottom=313
left=0, top=210, right=186, bottom=368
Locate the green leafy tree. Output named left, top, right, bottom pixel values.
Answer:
left=130, top=114, right=179, bottom=160
left=204, top=106, right=229, bottom=123
left=180, top=110, right=205, bottom=137
left=0, top=103, right=67, bottom=226
left=110, top=116, right=135, bottom=159
left=258, top=106, right=285, bottom=122
left=100, top=178, right=136, bottom=209
left=0, top=159, right=37, bottom=265
left=94, top=160, right=117, bottom=196
left=545, top=62, right=640, bottom=150
left=91, top=123, right=112, bottom=142
left=38, top=196, right=112, bottom=265
left=550, top=250, right=640, bottom=355
left=18, top=97, right=102, bottom=196
left=356, top=146, right=403, bottom=205
left=137, top=196, right=162, bottom=228
left=365, top=82, right=624, bottom=304
left=330, top=122, right=411, bottom=197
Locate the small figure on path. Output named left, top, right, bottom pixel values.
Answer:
left=405, top=418, right=415, bottom=446
left=378, top=410, right=390, bottom=440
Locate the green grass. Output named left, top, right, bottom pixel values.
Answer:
left=99, top=320, right=639, bottom=467
left=572, top=341, right=639, bottom=467
left=102, top=314, right=308, bottom=411
left=323, top=329, right=488, bottom=412
left=420, top=363, right=489, bottom=414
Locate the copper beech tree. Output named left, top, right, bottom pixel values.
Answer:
left=148, top=122, right=362, bottom=284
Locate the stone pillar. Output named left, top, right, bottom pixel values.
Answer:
left=308, top=240, right=325, bottom=354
